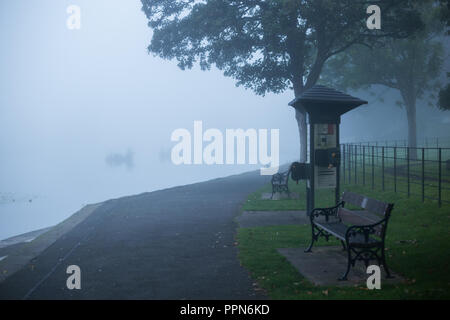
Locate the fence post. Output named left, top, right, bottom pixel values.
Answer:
left=363, top=146, right=366, bottom=185
left=421, top=148, right=425, bottom=202
left=382, top=146, right=385, bottom=191
left=349, top=144, right=352, bottom=183
left=356, top=144, right=358, bottom=183
left=375, top=142, right=378, bottom=167
left=343, top=144, right=346, bottom=184
left=438, top=148, right=442, bottom=208
left=372, top=146, right=375, bottom=189
left=394, top=146, right=397, bottom=193
left=407, top=147, right=410, bottom=198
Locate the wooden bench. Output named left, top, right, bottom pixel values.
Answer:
left=305, top=191, right=394, bottom=280
left=271, top=168, right=291, bottom=199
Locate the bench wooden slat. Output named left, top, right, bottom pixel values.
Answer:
left=338, top=208, right=383, bottom=237
left=314, top=221, right=347, bottom=240
left=341, top=192, right=365, bottom=206
left=342, top=191, right=391, bottom=216
left=338, top=208, right=378, bottom=225
left=314, top=221, right=379, bottom=244
left=365, top=198, right=390, bottom=216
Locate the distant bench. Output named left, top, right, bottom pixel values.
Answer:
left=271, top=168, right=291, bottom=199
left=305, top=191, right=394, bottom=280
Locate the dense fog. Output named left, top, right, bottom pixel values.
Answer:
left=0, top=0, right=448, bottom=240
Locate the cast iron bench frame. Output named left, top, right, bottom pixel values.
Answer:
left=305, top=191, right=394, bottom=280
left=271, top=168, right=291, bottom=199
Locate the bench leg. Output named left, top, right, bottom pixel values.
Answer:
left=339, top=245, right=352, bottom=281
left=304, top=225, right=316, bottom=253
left=381, top=249, right=394, bottom=279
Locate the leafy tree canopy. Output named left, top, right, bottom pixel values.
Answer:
left=438, top=0, right=450, bottom=34
left=319, top=1, right=446, bottom=150
left=320, top=1, right=445, bottom=106
left=439, top=82, right=450, bottom=110
left=141, top=0, right=423, bottom=96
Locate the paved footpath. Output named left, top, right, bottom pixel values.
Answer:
left=0, top=171, right=270, bottom=299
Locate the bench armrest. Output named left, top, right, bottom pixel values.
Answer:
left=310, top=202, right=344, bottom=222
left=345, top=218, right=388, bottom=243
left=272, top=170, right=289, bottom=183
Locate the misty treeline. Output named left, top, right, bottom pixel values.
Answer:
left=322, top=1, right=449, bottom=154
left=141, top=0, right=449, bottom=162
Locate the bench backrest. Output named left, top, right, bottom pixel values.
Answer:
left=338, top=192, right=394, bottom=237
left=272, top=168, right=291, bottom=182
left=341, top=192, right=393, bottom=217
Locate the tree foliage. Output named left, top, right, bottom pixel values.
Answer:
left=141, top=0, right=423, bottom=96
left=438, top=0, right=450, bottom=34
left=439, top=81, right=450, bottom=110
left=141, top=0, right=424, bottom=161
left=320, top=1, right=446, bottom=149
left=321, top=33, right=444, bottom=106
left=321, top=1, right=445, bottom=109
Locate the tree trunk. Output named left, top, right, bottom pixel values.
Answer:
left=293, top=82, right=308, bottom=163
left=295, top=108, right=308, bottom=163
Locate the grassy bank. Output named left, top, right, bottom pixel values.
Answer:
left=237, top=179, right=450, bottom=299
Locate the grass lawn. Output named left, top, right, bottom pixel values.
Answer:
left=237, top=178, right=450, bottom=299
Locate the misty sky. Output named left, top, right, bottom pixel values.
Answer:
left=0, top=0, right=448, bottom=240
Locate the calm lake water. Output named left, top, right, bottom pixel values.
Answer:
left=0, top=160, right=272, bottom=240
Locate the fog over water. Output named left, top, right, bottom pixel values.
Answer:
left=1, top=0, right=448, bottom=240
